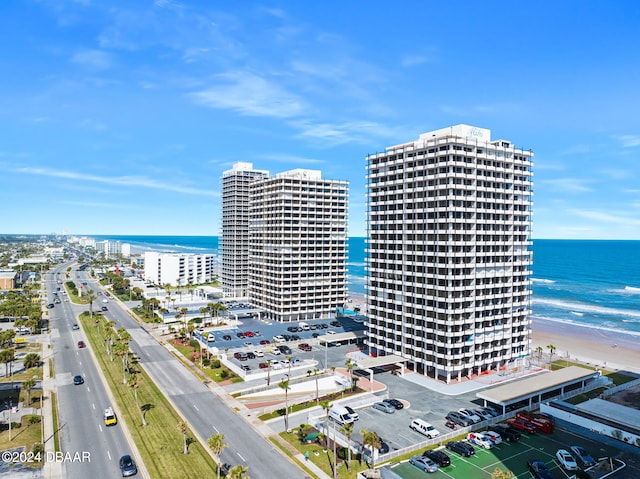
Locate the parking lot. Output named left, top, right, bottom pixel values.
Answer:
left=385, top=427, right=627, bottom=478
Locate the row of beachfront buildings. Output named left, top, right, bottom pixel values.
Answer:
left=72, top=124, right=534, bottom=383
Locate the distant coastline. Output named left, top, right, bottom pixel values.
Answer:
left=90, top=235, right=640, bottom=339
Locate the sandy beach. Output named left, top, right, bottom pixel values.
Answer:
left=346, top=291, right=640, bottom=375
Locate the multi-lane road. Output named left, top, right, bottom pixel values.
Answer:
left=56, top=265, right=306, bottom=479
left=46, top=265, right=135, bottom=478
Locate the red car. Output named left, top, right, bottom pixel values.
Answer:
left=259, top=362, right=269, bottom=369
left=298, top=343, right=312, bottom=351
left=244, top=331, right=254, bottom=337
left=77, top=341, right=86, bottom=349
left=259, top=339, right=270, bottom=345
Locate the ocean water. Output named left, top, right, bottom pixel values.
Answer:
left=95, top=236, right=640, bottom=336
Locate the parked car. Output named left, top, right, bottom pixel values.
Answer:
left=478, top=406, right=500, bottom=417
left=244, top=331, right=254, bottom=337
left=491, top=424, right=521, bottom=442
left=458, top=408, right=482, bottom=423
left=287, top=326, right=299, bottom=332
left=253, top=350, right=264, bottom=357
left=119, top=455, right=138, bottom=477
left=223, top=335, right=232, bottom=341
left=258, top=362, right=269, bottom=369
left=233, top=352, right=248, bottom=361
left=378, top=439, right=390, bottom=454
left=556, top=449, right=579, bottom=471
left=298, top=343, right=312, bottom=351
left=236, top=332, right=245, bottom=339
left=330, top=320, right=341, bottom=327
left=473, top=408, right=494, bottom=420
left=273, top=335, right=285, bottom=343
left=241, top=365, right=250, bottom=371
left=382, top=398, right=404, bottom=410
left=269, top=347, right=281, bottom=355
left=467, top=432, right=493, bottom=449
left=259, top=339, right=270, bottom=345
left=73, top=375, right=84, bottom=385
left=278, top=345, right=292, bottom=355
left=409, top=455, right=438, bottom=473
left=446, top=441, right=475, bottom=457
left=570, top=445, right=596, bottom=468
left=372, top=402, right=395, bottom=414
left=446, top=411, right=474, bottom=427
left=506, top=418, right=537, bottom=433
left=484, top=430, right=503, bottom=445
left=527, top=460, right=555, bottom=479
left=246, top=352, right=255, bottom=359
left=422, top=449, right=451, bottom=467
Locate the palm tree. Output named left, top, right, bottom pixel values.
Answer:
left=0, top=349, right=15, bottom=378
left=114, top=342, right=129, bottom=385
left=341, top=422, right=354, bottom=470
left=208, top=433, right=228, bottom=479
left=279, top=379, right=290, bottom=430
left=313, top=368, right=320, bottom=404
left=23, top=353, right=40, bottom=369
left=546, top=344, right=556, bottom=362
left=227, top=465, right=250, bottom=479
left=22, top=378, right=36, bottom=406
left=177, top=421, right=189, bottom=454
left=320, top=399, right=333, bottom=448
left=265, top=360, right=272, bottom=386
left=345, top=358, right=355, bottom=391
left=85, top=289, right=96, bottom=317
left=361, top=429, right=381, bottom=470
left=535, top=346, right=543, bottom=361
left=128, top=373, right=147, bottom=427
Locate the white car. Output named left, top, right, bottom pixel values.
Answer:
left=556, top=449, right=579, bottom=471
left=458, top=408, right=482, bottom=423
left=484, top=430, right=503, bottom=445
left=269, top=347, right=281, bottom=355
left=271, top=360, right=283, bottom=370
left=253, top=350, right=264, bottom=357
left=467, top=432, right=493, bottom=449
left=273, top=335, right=285, bottom=343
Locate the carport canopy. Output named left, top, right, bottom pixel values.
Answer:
left=318, top=331, right=366, bottom=343
left=476, top=366, right=601, bottom=414
left=356, top=354, right=408, bottom=370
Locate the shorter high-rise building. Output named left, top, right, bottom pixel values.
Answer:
left=247, top=169, right=348, bottom=322
left=143, top=252, right=216, bottom=287
left=221, top=162, right=269, bottom=298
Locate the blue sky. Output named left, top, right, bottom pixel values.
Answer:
left=2, top=0, right=640, bottom=239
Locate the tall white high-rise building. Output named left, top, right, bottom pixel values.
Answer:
left=365, top=124, right=533, bottom=383
left=221, top=162, right=269, bottom=297
left=248, top=169, right=349, bottom=322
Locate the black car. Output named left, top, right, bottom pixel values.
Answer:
left=223, top=335, right=232, bottom=341
left=236, top=332, right=245, bottom=339
left=527, top=460, right=554, bottom=479
left=278, top=345, right=292, bottom=355
left=446, top=441, right=475, bottom=457
left=382, top=398, right=404, bottom=410
left=491, top=424, right=521, bottom=442
left=119, top=454, right=138, bottom=477
left=73, top=375, right=84, bottom=385
left=247, top=352, right=256, bottom=359
left=319, top=323, right=328, bottom=329
left=422, top=449, right=451, bottom=467
left=287, top=326, right=299, bottom=332
left=378, top=439, right=390, bottom=454
left=330, top=320, right=341, bottom=327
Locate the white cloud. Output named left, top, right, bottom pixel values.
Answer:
left=615, top=134, right=640, bottom=148
left=569, top=209, right=640, bottom=226
left=70, top=49, right=113, bottom=70
left=259, top=153, right=323, bottom=165
left=292, top=120, right=401, bottom=146
left=191, top=72, right=305, bottom=118
left=13, top=167, right=217, bottom=197
left=542, top=178, right=592, bottom=193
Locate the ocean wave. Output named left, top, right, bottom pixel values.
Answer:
left=623, top=286, right=640, bottom=294
left=570, top=311, right=584, bottom=316
left=534, top=297, right=640, bottom=319
left=531, top=314, right=640, bottom=339
left=531, top=278, right=556, bottom=284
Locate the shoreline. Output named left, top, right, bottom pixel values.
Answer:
left=346, top=290, right=640, bottom=374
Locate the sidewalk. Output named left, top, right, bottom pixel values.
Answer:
left=40, top=336, right=62, bottom=479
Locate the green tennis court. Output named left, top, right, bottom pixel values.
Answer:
left=385, top=428, right=621, bottom=479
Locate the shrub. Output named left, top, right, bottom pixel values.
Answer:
left=27, top=415, right=41, bottom=425
left=202, top=358, right=210, bottom=367
left=211, top=359, right=221, bottom=369
left=32, top=442, right=44, bottom=457
left=189, top=339, right=199, bottom=349
left=220, top=369, right=229, bottom=378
